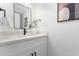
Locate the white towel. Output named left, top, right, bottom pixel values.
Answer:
left=0, top=16, right=13, bottom=32
left=0, top=16, right=10, bottom=26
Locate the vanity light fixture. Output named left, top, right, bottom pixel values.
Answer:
left=0, top=8, right=6, bottom=17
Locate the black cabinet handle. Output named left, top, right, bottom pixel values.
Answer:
left=34, top=52, right=37, bottom=56
left=31, top=53, right=33, bottom=56
left=31, top=52, right=37, bottom=56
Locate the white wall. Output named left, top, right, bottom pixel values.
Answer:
left=31, top=3, right=79, bottom=56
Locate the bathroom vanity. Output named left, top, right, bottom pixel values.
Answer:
left=0, top=33, right=47, bottom=56
left=0, top=3, right=47, bottom=56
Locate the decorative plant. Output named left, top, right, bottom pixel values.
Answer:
left=31, top=19, right=42, bottom=28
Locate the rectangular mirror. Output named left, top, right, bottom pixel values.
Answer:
left=14, top=3, right=32, bottom=29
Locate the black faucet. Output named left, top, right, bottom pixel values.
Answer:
left=24, top=28, right=27, bottom=35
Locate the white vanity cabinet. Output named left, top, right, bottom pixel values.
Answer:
left=0, top=34, right=47, bottom=56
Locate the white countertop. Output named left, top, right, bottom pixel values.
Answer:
left=0, top=33, right=48, bottom=47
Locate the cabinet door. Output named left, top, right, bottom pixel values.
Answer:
left=15, top=49, right=34, bottom=56
left=0, top=40, right=32, bottom=56
left=33, top=42, right=47, bottom=56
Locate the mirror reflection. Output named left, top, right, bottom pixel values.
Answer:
left=14, top=3, right=31, bottom=29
